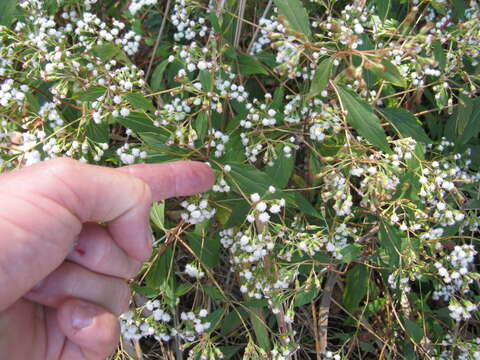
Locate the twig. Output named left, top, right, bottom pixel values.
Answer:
left=234, top=0, right=247, bottom=48
left=145, top=0, right=172, bottom=80
left=318, top=271, right=339, bottom=354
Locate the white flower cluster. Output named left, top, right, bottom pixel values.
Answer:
left=120, top=301, right=172, bottom=342
left=448, top=300, right=479, bottom=322
left=0, top=80, right=28, bottom=108
left=324, top=351, right=342, bottom=360
left=129, top=0, right=158, bottom=15
left=433, top=335, right=480, bottom=360
left=180, top=310, right=211, bottom=334
left=120, top=304, right=211, bottom=345
left=309, top=103, right=343, bottom=142
left=387, top=272, right=412, bottom=292
left=250, top=16, right=284, bottom=54
left=180, top=198, right=216, bottom=224
left=432, top=244, right=477, bottom=302
left=184, top=262, right=205, bottom=279
left=321, top=172, right=353, bottom=217
left=247, top=192, right=284, bottom=224
left=217, top=77, right=249, bottom=103
left=116, top=143, right=147, bottom=165
left=39, top=102, right=63, bottom=128
left=242, top=101, right=278, bottom=128
left=171, top=0, right=208, bottom=41
left=211, top=178, right=231, bottom=193
left=155, top=97, right=192, bottom=125
left=208, top=129, right=229, bottom=157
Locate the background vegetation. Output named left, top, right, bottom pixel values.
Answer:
left=0, top=0, right=479, bottom=358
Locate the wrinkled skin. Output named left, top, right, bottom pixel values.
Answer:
left=0, top=158, right=214, bottom=359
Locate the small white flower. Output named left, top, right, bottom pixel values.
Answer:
left=250, top=193, right=260, bottom=202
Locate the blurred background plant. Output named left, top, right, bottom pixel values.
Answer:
left=0, top=0, right=479, bottom=358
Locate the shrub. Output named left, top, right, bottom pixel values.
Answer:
left=1, top=0, right=479, bottom=358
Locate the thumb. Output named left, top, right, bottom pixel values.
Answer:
left=57, top=298, right=120, bottom=360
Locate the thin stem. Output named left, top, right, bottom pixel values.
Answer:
left=145, top=0, right=172, bottom=80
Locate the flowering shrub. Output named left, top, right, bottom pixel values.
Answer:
left=1, top=0, right=479, bottom=358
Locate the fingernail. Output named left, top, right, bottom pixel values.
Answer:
left=71, top=303, right=97, bottom=330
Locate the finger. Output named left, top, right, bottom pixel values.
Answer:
left=67, top=223, right=142, bottom=280
left=119, top=161, right=215, bottom=202
left=0, top=158, right=213, bottom=310
left=24, top=262, right=130, bottom=316
left=57, top=299, right=119, bottom=360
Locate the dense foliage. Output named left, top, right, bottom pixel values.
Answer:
left=0, top=0, right=480, bottom=358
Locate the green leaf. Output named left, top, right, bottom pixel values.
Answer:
left=402, top=316, right=424, bottom=344
left=131, top=284, right=158, bottom=298
left=204, top=308, right=227, bottom=333
left=146, top=246, right=173, bottom=289
left=238, top=54, right=269, bottom=76
left=0, top=0, right=17, bottom=26
left=199, top=70, right=214, bottom=91
left=449, top=0, right=466, bottom=19
left=339, top=243, right=362, bottom=263
left=272, top=0, right=312, bottom=38
left=150, top=59, right=169, bottom=91
left=220, top=308, right=249, bottom=335
left=193, top=111, right=209, bottom=142
left=370, top=59, right=406, bottom=87
left=343, top=264, right=369, bottom=313
left=248, top=307, right=271, bottom=351
left=374, top=0, right=391, bottom=21
left=381, top=108, right=431, bottom=143
left=293, top=285, right=319, bottom=307
left=86, top=122, right=109, bottom=143
left=117, top=112, right=162, bottom=134
left=150, top=201, right=165, bottom=230
left=226, top=162, right=272, bottom=195
left=456, top=97, right=480, bottom=146
left=124, top=93, right=155, bottom=112
left=377, top=222, right=403, bottom=267
left=175, top=283, right=193, bottom=297
left=92, top=43, right=130, bottom=63
left=308, top=57, right=333, bottom=99
left=265, top=148, right=294, bottom=189
left=219, top=346, right=242, bottom=360
left=72, top=86, right=106, bottom=102
left=336, top=84, right=390, bottom=153
left=186, top=233, right=220, bottom=268
left=432, top=40, right=446, bottom=70
left=203, top=285, right=224, bottom=300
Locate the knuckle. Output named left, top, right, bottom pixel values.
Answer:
left=44, top=157, right=78, bottom=176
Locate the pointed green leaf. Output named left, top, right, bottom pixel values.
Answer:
left=124, top=93, right=155, bottom=112
left=381, top=108, right=431, bottom=143
left=273, top=0, right=312, bottom=38
left=265, top=147, right=295, bottom=189
left=370, top=60, right=406, bottom=87
left=308, top=57, right=333, bottom=99
left=150, top=59, right=169, bottom=91
left=72, top=86, right=106, bottom=102
left=199, top=70, right=214, bottom=91
left=238, top=54, right=269, bottom=76
left=336, top=84, right=390, bottom=153
left=150, top=201, right=165, bottom=230
left=402, top=316, right=424, bottom=344
left=0, top=0, right=17, bottom=26
left=374, top=0, right=391, bottom=22
left=342, top=264, right=369, bottom=313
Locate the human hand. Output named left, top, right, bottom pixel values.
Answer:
left=0, top=158, right=214, bottom=359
